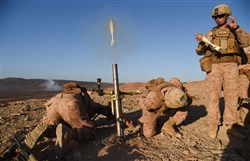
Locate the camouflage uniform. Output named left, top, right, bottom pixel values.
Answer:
left=237, top=28, right=250, bottom=125
left=24, top=82, right=112, bottom=150
left=195, top=4, right=244, bottom=138
left=196, top=29, right=241, bottom=124
left=238, top=72, right=249, bottom=124
left=138, top=77, right=192, bottom=138
left=207, top=63, right=239, bottom=125
left=236, top=28, right=250, bottom=47
left=197, top=24, right=250, bottom=127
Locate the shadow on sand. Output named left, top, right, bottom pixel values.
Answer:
left=220, top=108, right=250, bottom=161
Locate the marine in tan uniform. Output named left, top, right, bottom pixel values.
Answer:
left=23, top=82, right=113, bottom=151
left=237, top=28, right=250, bottom=126
left=195, top=4, right=243, bottom=138
left=236, top=27, right=250, bottom=47
left=138, top=77, right=192, bottom=138
left=238, top=67, right=250, bottom=126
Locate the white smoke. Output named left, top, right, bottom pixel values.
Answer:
left=44, top=79, right=62, bottom=91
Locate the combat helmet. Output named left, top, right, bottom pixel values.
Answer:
left=169, top=77, right=182, bottom=89
left=63, top=82, right=84, bottom=95
left=212, top=4, right=232, bottom=18
left=164, top=87, right=187, bottom=109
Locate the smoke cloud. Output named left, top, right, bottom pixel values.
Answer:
left=43, top=79, right=62, bottom=91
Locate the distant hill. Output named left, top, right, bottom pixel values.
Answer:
left=0, top=77, right=145, bottom=103
left=0, top=77, right=114, bottom=102
left=0, top=77, right=113, bottom=92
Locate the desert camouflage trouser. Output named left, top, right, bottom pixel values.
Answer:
left=238, top=74, right=250, bottom=123
left=23, top=93, right=97, bottom=150
left=43, top=93, right=95, bottom=141
left=139, top=108, right=187, bottom=137
left=206, top=63, right=239, bottom=125
left=239, top=74, right=249, bottom=98
left=43, top=93, right=94, bottom=129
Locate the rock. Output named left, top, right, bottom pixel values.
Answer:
left=10, top=113, right=22, bottom=116
left=202, top=156, right=215, bottom=161
left=182, top=149, right=189, bottom=155
left=188, top=147, right=199, bottom=155
left=24, top=115, right=29, bottom=121
left=22, top=104, right=31, bottom=111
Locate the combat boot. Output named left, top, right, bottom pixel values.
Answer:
left=161, top=117, right=181, bottom=138
left=55, top=123, right=73, bottom=148
left=24, top=122, right=49, bottom=149
left=208, top=124, right=218, bottom=139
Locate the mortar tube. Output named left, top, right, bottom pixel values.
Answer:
left=112, top=64, right=124, bottom=140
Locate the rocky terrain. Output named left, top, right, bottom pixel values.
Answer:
left=0, top=78, right=250, bottom=161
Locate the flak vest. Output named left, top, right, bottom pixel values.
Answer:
left=146, top=82, right=177, bottom=116
left=210, top=26, right=241, bottom=64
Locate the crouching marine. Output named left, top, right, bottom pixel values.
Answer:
left=139, top=77, right=192, bottom=138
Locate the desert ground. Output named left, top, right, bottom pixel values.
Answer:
left=0, top=77, right=250, bottom=161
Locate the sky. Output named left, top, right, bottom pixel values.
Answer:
left=1, top=0, right=249, bottom=83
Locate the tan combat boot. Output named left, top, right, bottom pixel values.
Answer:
left=55, top=123, right=73, bottom=148
left=208, top=124, right=218, bottom=139
left=161, top=117, right=181, bottom=138
left=24, top=122, right=49, bottom=149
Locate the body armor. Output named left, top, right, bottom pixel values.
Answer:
left=211, top=27, right=240, bottom=55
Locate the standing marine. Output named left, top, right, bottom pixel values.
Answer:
left=195, top=4, right=245, bottom=138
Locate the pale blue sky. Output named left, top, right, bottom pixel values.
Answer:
left=1, top=0, right=249, bottom=83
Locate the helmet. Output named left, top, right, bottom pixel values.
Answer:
left=169, top=77, right=182, bottom=89
left=164, top=87, right=187, bottom=109
left=212, top=4, right=232, bottom=17
left=63, top=82, right=83, bottom=94
left=63, top=82, right=81, bottom=89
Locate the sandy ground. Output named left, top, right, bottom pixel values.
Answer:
left=0, top=78, right=250, bottom=161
